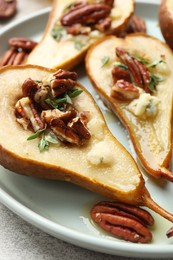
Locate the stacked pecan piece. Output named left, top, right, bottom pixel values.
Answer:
left=0, top=37, right=37, bottom=67
left=111, top=47, right=152, bottom=100
left=15, top=69, right=91, bottom=147
left=91, top=201, right=154, bottom=243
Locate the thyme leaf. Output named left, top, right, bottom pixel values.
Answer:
left=45, top=88, right=83, bottom=109
left=113, top=63, right=128, bottom=70
left=74, top=40, right=85, bottom=50
left=27, top=127, right=46, bottom=140
left=147, top=59, right=166, bottom=68
left=101, top=56, right=110, bottom=67
left=38, top=131, right=60, bottom=152
left=38, top=134, right=49, bottom=152
left=64, top=2, right=74, bottom=12
left=149, top=74, right=163, bottom=92
left=133, top=53, right=166, bottom=68
left=133, top=53, right=150, bottom=65
left=44, top=131, right=60, bottom=144
left=67, top=88, right=83, bottom=98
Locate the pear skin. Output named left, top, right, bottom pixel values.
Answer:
left=25, top=0, right=134, bottom=70
left=159, top=0, right=173, bottom=50
left=0, top=64, right=173, bottom=223
left=86, top=34, right=173, bottom=182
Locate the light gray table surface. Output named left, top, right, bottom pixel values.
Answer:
left=0, top=0, right=172, bottom=259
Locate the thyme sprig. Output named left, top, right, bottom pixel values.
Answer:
left=27, top=128, right=60, bottom=152
left=45, top=88, right=83, bottom=109
left=133, top=53, right=166, bottom=68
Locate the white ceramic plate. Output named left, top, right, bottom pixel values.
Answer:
left=0, top=1, right=173, bottom=258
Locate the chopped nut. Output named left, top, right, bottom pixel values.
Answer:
left=50, top=118, right=81, bottom=145
left=51, top=78, right=76, bottom=97
left=112, top=66, right=131, bottom=83
left=111, top=80, right=140, bottom=101
left=79, top=111, right=90, bottom=125
left=68, top=116, right=91, bottom=140
left=67, top=23, right=91, bottom=35
left=34, top=85, right=50, bottom=109
left=42, top=108, right=77, bottom=124
left=15, top=97, right=45, bottom=132
left=22, top=78, right=38, bottom=98
left=95, top=17, right=111, bottom=31
left=53, top=69, right=78, bottom=81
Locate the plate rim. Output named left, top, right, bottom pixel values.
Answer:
left=0, top=1, right=173, bottom=258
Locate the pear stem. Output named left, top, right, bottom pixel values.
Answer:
left=143, top=192, right=173, bottom=223
left=161, top=168, right=173, bottom=182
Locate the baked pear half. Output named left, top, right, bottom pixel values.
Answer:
left=0, top=65, right=173, bottom=223
left=86, top=34, right=173, bottom=182
left=159, top=0, right=173, bottom=50
left=26, top=0, right=134, bottom=70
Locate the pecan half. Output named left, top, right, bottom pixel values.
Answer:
left=116, top=47, right=151, bottom=93
left=126, top=15, right=147, bottom=34
left=0, top=37, right=37, bottom=67
left=61, top=3, right=111, bottom=27
left=0, top=47, right=16, bottom=67
left=0, top=0, right=17, bottom=19
left=166, top=227, right=173, bottom=238
left=111, top=80, right=139, bottom=101
left=8, top=37, right=37, bottom=51
left=91, top=201, right=154, bottom=243
left=12, top=51, right=26, bottom=65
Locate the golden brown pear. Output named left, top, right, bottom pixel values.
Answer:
left=159, top=0, right=173, bottom=50
left=26, top=0, right=134, bottom=70
left=86, top=34, right=173, bottom=182
left=0, top=64, right=173, bottom=224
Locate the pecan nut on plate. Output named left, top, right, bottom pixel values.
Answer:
left=0, top=0, right=17, bottom=19
left=91, top=201, right=154, bottom=243
left=0, top=37, right=37, bottom=67
left=126, top=15, right=147, bottom=34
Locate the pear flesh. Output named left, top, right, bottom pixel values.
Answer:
left=86, top=34, right=173, bottom=182
left=26, top=0, right=134, bottom=70
left=1, top=65, right=173, bottom=224
left=0, top=65, right=145, bottom=204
